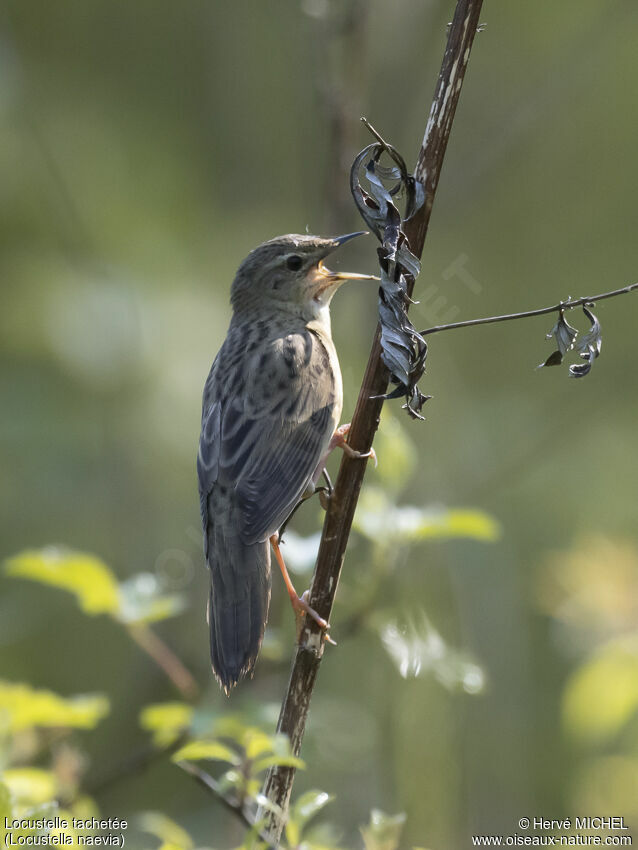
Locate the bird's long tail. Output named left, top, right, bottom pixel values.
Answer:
left=205, top=512, right=271, bottom=695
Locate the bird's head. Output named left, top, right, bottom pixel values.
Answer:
left=230, top=232, right=375, bottom=319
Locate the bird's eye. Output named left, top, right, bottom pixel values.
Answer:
left=286, top=254, right=303, bottom=271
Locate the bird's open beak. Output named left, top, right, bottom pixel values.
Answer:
left=316, top=262, right=378, bottom=283
left=333, top=231, right=368, bottom=247
left=316, top=231, right=378, bottom=287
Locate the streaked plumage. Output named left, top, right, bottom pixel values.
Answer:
left=198, top=233, right=370, bottom=693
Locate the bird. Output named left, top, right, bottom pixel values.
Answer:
left=197, top=232, right=376, bottom=693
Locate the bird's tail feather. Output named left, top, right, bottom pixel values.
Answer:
left=206, top=519, right=271, bottom=695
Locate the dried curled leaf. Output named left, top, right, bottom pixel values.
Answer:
left=350, top=141, right=428, bottom=419
left=539, top=304, right=602, bottom=378
left=538, top=309, right=578, bottom=368
left=569, top=305, right=602, bottom=378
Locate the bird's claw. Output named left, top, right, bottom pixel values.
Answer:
left=296, top=589, right=329, bottom=630
left=342, top=443, right=378, bottom=468
left=318, top=488, right=331, bottom=511
left=294, top=590, right=336, bottom=645
left=332, top=423, right=378, bottom=468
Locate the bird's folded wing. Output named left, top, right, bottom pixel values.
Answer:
left=220, top=397, right=334, bottom=545
left=197, top=401, right=221, bottom=523
left=198, top=329, right=338, bottom=545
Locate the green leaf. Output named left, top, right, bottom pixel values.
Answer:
left=286, top=790, right=334, bottom=846
left=139, top=702, right=194, bottom=747
left=2, top=769, right=57, bottom=807
left=286, top=819, right=300, bottom=848
left=0, top=780, right=12, bottom=827
left=244, top=728, right=277, bottom=760
left=0, top=681, right=109, bottom=732
left=212, top=715, right=252, bottom=745
left=354, top=488, right=500, bottom=544
left=360, top=810, right=406, bottom=850
left=137, top=812, right=193, bottom=850
left=291, top=790, right=333, bottom=826
left=563, top=641, right=638, bottom=743
left=252, top=754, right=305, bottom=773
left=5, top=548, right=120, bottom=616
left=171, top=739, right=241, bottom=766
left=1, top=802, right=60, bottom=845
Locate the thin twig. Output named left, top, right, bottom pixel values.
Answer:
left=178, top=761, right=277, bottom=849
left=126, top=623, right=200, bottom=700
left=260, top=0, right=485, bottom=841
left=420, top=282, right=638, bottom=336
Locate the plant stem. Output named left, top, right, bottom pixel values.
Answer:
left=178, top=761, right=277, bottom=849
left=260, top=0, right=485, bottom=841
left=126, top=623, right=199, bottom=700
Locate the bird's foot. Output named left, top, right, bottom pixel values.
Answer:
left=318, top=487, right=331, bottom=511
left=330, top=423, right=378, bottom=467
left=295, top=592, right=337, bottom=645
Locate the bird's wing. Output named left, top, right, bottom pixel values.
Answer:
left=225, top=399, right=335, bottom=544
left=197, top=400, right=221, bottom=536
left=205, top=329, right=338, bottom=545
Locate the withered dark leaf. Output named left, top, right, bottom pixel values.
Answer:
left=540, top=350, right=565, bottom=368
left=350, top=139, right=427, bottom=419
left=538, top=309, right=578, bottom=369
left=569, top=305, right=602, bottom=378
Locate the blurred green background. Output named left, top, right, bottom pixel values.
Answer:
left=2, top=0, right=638, bottom=847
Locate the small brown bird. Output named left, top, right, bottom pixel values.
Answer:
left=198, top=232, right=374, bottom=693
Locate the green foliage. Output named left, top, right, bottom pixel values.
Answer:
left=137, top=812, right=194, bottom=850
left=360, top=810, right=406, bottom=850
left=285, top=790, right=334, bottom=848
left=172, top=740, right=240, bottom=766
left=173, top=718, right=305, bottom=807
left=563, top=640, right=638, bottom=744
left=4, top=548, right=187, bottom=627
left=139, top=703, right=195, bottom=747
left=354, top=488, right=500, bottom=545
left=2, top=768, right=58, bottom=807
left=540, top=537, right=638, bottom=822
left=4, top=549, right=120, bottom=616
left=0, top=781, right=12, bottom=827
left=0, top=681, right=109, bottom=732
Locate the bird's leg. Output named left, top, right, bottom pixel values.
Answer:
left=322, top=468, right=334, bottom=495
left=269, top=534, right=335, bottom=642
left=318, top=469, right=333, bottom=510
left=277, top=480, right=331, bottom=543
left=309, top=423, right=378, bottom=491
